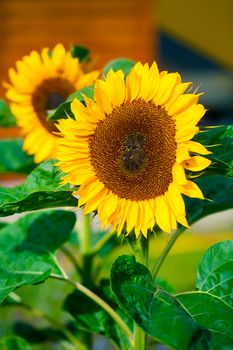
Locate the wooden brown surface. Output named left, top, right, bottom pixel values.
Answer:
left=0, top=0, right=155, bottom=99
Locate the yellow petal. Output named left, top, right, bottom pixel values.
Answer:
left=155, top=196, right=171, bottom=233
left=181, top=180, right=204, bottom=199
left=182, top=156, right=211, bottom=171
left=154, top=72, right=180, bottom=106
left=125, top=63, right=142, bottom=101
left=168, top=94, right=200, bottom=116
left=165, top=82, right=191, bottom=111
left=172, top=163, right=187, bottom=185
left=167, top=182, right=185, bottom=215
left=176, top=126, right=199, bottom=143
left=175, top=104, right=206, bottom=129
left=186, top=140, right=212, bottom=155
left=98, top=192, right=119, bottom=219
left=126, top=201, right=139, bottom=233
left=78, top=181, right=105, bottom=205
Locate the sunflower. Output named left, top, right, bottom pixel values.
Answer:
left=5, top=43, right=99, bottom=163
left=56, top=62, right=211, bottom=237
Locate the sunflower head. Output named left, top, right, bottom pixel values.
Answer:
left=5, top=43, right=99, bottom=163
left=56, top=62, right=211, bottom=237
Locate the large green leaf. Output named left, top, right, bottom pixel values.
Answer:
left=0, top=100, right=16, bottom=127
left=102, top=58, right=135, bottom=78
left=194, top=125, right=233, bottom=177
left=185, top=175, right=233, bottom=225
left=64, top=280, right=132, bottom=350
left=48, top=85, right=94, bottom=122
left=0, top=336, right=31, bottom=350
left=196, top=240, right=233, bottom=307
left=0, top=160, right=77, bottom=216
left=0, top=139, right=35, bottom=174
left=110, top=255, right=210, bottom=350
left=176, top=292, right=233, bottom=339
left=0, top=210, right=76, bottom=302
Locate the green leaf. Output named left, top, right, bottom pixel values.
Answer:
left=64, top=280, right=132, bottom=350
left=0, top=139, right=35, bottom=174
left=0, top=210, right=76, bottom=302
left=176, top=292, right=233, bottom=340
left=185, top=175, right=233, bottom=225
left=14, top=321, right=65, bottom=343
left=0, top=336, right=31, bottom=350
left=110, top=255, right=210, bottom=350
left=102, top=58, right=135, bottom=78
left=196, top=240, right=233, bottom=307
left=0, top=100, right=16, bottom=127
left=70, top=45, right=90, bottom=62
left=0, top=159, right=77, bottom=217
left=48, top=85, right=94, bottom=122
left=194, top=126, right=233, bottom=177
left=67, top=84, right=94, bottom=102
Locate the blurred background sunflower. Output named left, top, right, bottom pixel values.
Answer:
left=5, top=44, right=99, bottom=163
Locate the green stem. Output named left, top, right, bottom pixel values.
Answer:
left=152, top=227, right=186, bottom=279
left=50, top=273, right=134, bottom=346
left=79, top=214, right=93, bottom=348
left=82, top=214, right=91, bottom=254
left=131, top=235, right=149, bottom=350
left=89, top=229, right=116, bottom=256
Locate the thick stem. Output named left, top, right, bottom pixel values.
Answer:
left=131, top=235, right=149, bottom=350
left=79, top=214, right=93, bottom=348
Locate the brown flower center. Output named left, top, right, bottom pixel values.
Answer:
left=88, top=99, right=177, bottom=201
left=32, top=77, right=75, bottom=132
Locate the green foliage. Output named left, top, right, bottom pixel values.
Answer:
left=0, top=100, right=16, bottom=127
left=196, top=240, right=233, bottom=306
left=0, top=210, right=76, bottom=303
left=0, top=139, right=35, bottom=174
left=195, top=125, right=233, bottom=177
left=176, top=292, right=233, bottom=339
left=70, top=45, right=90, bottom=62
left=14, top=321, right=65, bottom=344
left=64, top=280, right=132, bottom=350
left=102, top=58, right=135, bottom=78
left=0, top=336, right=31, bottom=350
left=0, top=160, right=77, bottom=216
left=111, top=252, right=233, bottom=350
left=176, top=240, right=233, bottom=345
left=110, top=255, right=210, bottom=350
left=48, top=85, right=94, bottom=122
